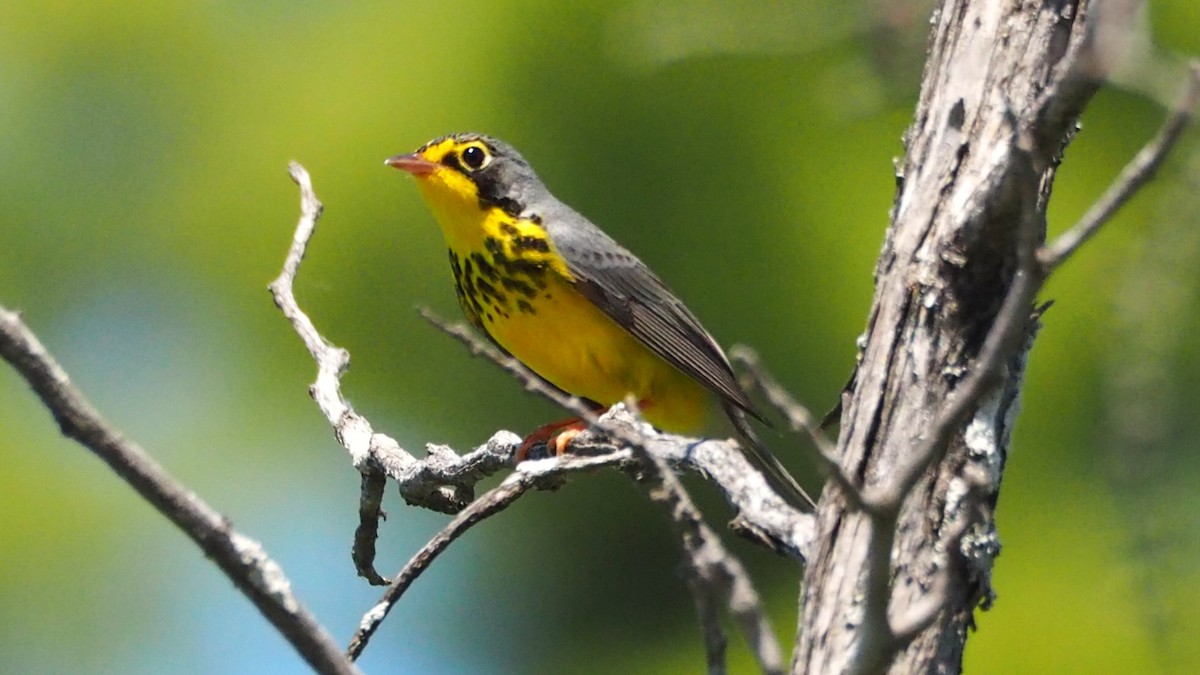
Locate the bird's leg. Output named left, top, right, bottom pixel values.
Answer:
left=515, top=401, right=615, bottom=461
left=515, top=399, right=656, bottom=462
left=515, top=418, right=588, bottom=461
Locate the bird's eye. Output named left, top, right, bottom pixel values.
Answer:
left=460, top=145, right=490, bottom=171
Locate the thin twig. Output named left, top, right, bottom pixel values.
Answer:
left=729, top=346, right=867, bottom=510
left=0, top=307, right=358, bottom=675
left=352, top=469, right=389, bottom=585
left=419, top=307, right=604, bottom=425
left=686, top=568, right=728, bottom=675
left=621, top=398, right=784, bottom=675
left=727, top=347, right=835, bottom=459
left=676, top=499, right=784, bottom=675
left=269, top=163, right=349, bottom=436
left=612, top=399, right=734, bottom=673
left=271, top=164, right=517, bottom=583
left=346, top=450, right=633, bottom=660
left=1039, top=61, right=1200, bottom=271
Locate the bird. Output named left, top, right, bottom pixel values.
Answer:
left=386, top=133, right=813, bottom=509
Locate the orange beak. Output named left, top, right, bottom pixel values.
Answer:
left=385, top=153, right=438, bottom=176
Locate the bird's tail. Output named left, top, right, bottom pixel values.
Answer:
left=725, top=404, right=816, bottom=510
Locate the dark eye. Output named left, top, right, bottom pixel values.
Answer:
left=460, top=145, right=489, bottom=170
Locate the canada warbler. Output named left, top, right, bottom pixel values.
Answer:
left=387, top=133, right=813, bottom=509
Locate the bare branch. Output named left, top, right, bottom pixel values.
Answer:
left=352, top=470, right=389, bottom=585
left=593, top=410, right=818, bottom=559
left=619, top=398, right=784, bottom=675
left=346, top=450, right=632, bottom=660
left=0, top=307, right=358, bottom=675
left=421, top=312, right=793, bottom=669
left=1039, top=60, right=1200, bottom=271
left=422, top=311, right=817, bottom=559
left=728, top=347, right=836, bottom=458
left=688, top=573, right=728, bottom=675
left=269, top=165, right=516, bottom=499
left=269, top=163, right=518, bottom=582
left=728, top=346, right=867, bottom=511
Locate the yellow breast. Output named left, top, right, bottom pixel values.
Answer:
left=426, top=200, right=709, bottom=433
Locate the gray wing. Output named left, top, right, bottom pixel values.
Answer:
left=538, top=204, right=814, bottom=507
left=540, top=205, right=763, bottom=421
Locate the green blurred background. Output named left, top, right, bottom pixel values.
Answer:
left=2, top=1, right=1197, bottom=673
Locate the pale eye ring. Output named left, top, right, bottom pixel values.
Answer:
left=460, top=145, right=490, bottom=171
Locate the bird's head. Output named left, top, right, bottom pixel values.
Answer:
left=386, top=133, right=542, bottom=220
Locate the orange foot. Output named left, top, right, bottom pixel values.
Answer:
left=515, top=418, right=588, bottom=462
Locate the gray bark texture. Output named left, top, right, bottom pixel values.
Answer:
left=795, top=1, right=1101, bottom=673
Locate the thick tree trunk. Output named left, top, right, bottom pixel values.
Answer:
left=795, top=2, right=1100, bottom=673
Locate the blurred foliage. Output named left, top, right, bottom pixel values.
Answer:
left=1, top=1, right=1198, bottom=673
